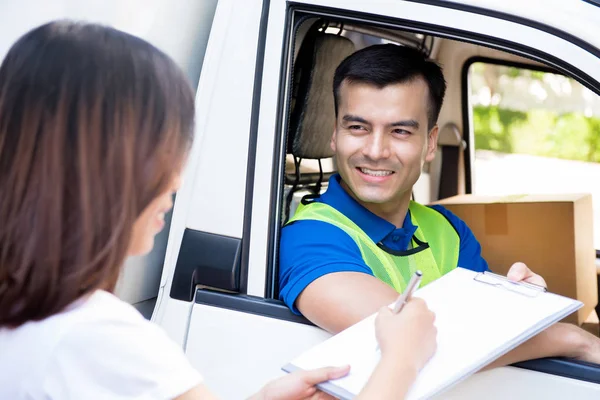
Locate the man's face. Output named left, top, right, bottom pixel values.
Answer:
left=331, top=79, right=438, bottom=211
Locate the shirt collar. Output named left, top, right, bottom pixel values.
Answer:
left=319, top=174, right=417, bottom=244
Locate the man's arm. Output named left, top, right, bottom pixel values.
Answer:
left=297, top=271, right=600, bottom=367
left=296, top=271, right=398, bottom=334
left=278, top=220, right=373, bottom=315
left=485, top=322, right=600, bottom=369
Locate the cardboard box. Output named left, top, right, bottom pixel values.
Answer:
left=582, top=310, right=599, bottom=337
left=434, top=193, right=598, bottom=325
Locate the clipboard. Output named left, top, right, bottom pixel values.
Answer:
left=283, top=268, right=582, bottom=400
left=473, top=271, right=547, bottom=297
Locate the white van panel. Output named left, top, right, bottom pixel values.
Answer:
left=438, top=366, right=600, bottom=399
left=246, top=0, right=288, bottom=296
left=184, top=0, right=264, bottom=239
left=152, top=296, right=194, bottom=347
left=156, top=0, right=264, bottom=299
left=185, top=305, right=331, bottom=399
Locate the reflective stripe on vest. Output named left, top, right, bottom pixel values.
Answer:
left=288, top=201, right=460, bottom=293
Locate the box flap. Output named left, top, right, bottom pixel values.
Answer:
left=433, top=193, right=591, bottom=205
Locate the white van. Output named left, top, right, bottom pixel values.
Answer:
left=144, top=0, right=600, bottom=398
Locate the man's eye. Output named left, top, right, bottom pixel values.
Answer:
left=393, top=129, right=411, bottom=135
left=349, top=125, right=365, bottom=131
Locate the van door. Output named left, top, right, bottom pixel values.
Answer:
left=155, top=0, right=600, bottom=398
left=153, top=1, right=332, bottom=398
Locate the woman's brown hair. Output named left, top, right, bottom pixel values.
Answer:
left=0, top=21, right=195, bottom=327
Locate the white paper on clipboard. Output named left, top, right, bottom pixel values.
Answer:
left=283, top=268, right=582, bottom=400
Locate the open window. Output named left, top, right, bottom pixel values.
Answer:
left=465, top=59, right=600, bottom=250
left=264, top=4, right=600, bottom=383
left=463, top=58, right=600, bottom=330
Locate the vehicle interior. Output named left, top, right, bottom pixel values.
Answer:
left=276, top=16, right=600, bottom=340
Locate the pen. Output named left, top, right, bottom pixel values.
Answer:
left=376, top=270, right=423, bottom=353
left=392, top=270, right=423, bottom=314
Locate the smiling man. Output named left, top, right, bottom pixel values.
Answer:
left=279, top=44, right=600, bottom=365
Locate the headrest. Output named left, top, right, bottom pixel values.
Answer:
left=288, top=33, right=355, bottom=159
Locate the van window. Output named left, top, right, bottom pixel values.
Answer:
left=466, top=61, right=600, bottom=249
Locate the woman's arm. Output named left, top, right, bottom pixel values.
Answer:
left=175, top=384, right=218, bottom=400
left=356, top=299, right=437, bottom=400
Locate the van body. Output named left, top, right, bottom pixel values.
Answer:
left=149, top=0, right=600, bottom=398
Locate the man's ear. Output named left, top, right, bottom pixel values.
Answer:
left=330, top=127, right=337, bottom=153
left=425, top=125, right=439, bottom=163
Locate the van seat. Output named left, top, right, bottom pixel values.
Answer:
left=283, top=25, right=355, bottom=223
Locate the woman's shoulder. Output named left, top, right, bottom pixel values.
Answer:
left=26, top=290, right=154, bottom=345
left=0, top=291, right=202, bottom=400
left=0, top=290, right=137, bottom=366
left=61, top=290, right=176, bottom=357
left=51, top=291, right=202, bottom=398
left=74, top=290, right=149, bottom=324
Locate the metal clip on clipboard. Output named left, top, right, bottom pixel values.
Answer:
left=473, top=271, right=547, bottom=298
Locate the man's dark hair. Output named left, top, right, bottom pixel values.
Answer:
left=333, top=44, right=447, bottom=130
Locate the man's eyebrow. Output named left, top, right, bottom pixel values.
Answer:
left=342, top=115, right=370, bottom=124
left=390, top=120, right=420, bottom=129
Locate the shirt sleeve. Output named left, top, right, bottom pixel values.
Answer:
left=279, top=220, right=373, bottom=314
left=429, top=205, right=489, bottom=272
left=43, top=307, right=202, bottom=400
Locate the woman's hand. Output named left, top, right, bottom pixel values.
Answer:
left=375, top=297, right=437, bottom=371
left=253, top=365, right=350, bottom=400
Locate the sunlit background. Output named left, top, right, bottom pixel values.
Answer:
left=469, top=63, right=600, bottom=249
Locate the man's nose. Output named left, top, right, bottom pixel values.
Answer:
left=362, top=131, right=390, bottom=160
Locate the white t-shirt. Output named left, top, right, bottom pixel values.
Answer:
left=0, top=290, right=202, bottom=400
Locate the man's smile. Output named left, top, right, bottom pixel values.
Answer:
left=357, top=167, right=395, bottom=177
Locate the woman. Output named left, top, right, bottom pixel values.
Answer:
left=0, top=21, right=437, bottom=399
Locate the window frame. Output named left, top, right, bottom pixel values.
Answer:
left=583, top=0, right=600, bottom=8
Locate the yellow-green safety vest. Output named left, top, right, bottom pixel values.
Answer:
left=288, top=200, right=460, bottom=293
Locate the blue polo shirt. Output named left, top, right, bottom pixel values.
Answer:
left=279, top=174, right=489, bottom=314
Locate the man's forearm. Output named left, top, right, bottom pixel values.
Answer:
left=484, top=323, right=596, bottom=370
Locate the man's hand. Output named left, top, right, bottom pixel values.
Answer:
left=506, top=262, right=547, bottom=288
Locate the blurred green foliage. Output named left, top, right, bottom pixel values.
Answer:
left=473, top=106, right=600, bottom=162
